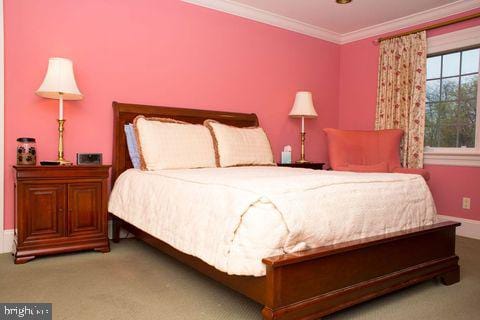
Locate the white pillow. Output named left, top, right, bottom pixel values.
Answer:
left=134, top=116, right=216, bottom=170
left=204, top=120, right=275, bottom=167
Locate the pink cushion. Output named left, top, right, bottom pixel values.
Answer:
left=323, top=128, right=404, bottom=171
left=337, top=162, right=389, bottom=173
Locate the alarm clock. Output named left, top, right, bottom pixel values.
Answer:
left=76, top=153, right=103, bottom=165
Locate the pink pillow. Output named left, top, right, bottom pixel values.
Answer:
left=336, top=162, right=389, bottom=173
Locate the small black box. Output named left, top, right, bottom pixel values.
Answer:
left=77, top=153, right=103, bottom=165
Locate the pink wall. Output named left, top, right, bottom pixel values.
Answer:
left=339, top=10, right=480, bottom=221
left=3, top=0, right=340, bottom=229
left=5, top=1, right=479, bottom=229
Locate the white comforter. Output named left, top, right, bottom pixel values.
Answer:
left=108, top=167, right=437, bottom=276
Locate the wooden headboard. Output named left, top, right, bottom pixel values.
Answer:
left=112, top=101, right=259, bottom=184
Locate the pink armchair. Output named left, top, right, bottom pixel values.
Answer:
left=323, top=128, right=429, bottom=180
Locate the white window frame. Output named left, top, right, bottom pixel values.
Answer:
left=424, top=25, right=480, bottom=167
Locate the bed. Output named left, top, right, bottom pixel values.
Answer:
left=109, top=101, right=460, bottom=320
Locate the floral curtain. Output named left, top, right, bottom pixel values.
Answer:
left=375, top=31, right=427, bottom=169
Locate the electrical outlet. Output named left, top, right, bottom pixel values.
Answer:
left=462, top=197, right=471, bottom=210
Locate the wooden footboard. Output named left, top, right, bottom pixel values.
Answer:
left=112, top=215, right=459, bottom=320
left=261, top=221, right=460, bottom=320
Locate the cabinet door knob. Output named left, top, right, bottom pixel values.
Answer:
left=58, top=208, right=63, bottom=214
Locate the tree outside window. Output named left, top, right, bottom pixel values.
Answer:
left=425, top=47, right=479, bottom=148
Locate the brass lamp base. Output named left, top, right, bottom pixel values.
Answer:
left=296, top=131, right=310, bottom=163
left=57, top=119, right=72, bottom=165
left=296, top=159, right=310, bottom=164
left=57, top=159, right=73, bottom=165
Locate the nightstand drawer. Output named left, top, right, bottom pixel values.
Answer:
left=15, top=165, right=110, bottom=180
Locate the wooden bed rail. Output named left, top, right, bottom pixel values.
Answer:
left=113, top=214, right=459, bottom=320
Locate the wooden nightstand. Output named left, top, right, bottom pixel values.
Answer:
left=277, top=162, right=325, bottom=170
left=13, top=165, right=111, bottom=264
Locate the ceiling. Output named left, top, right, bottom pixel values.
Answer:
left=230, top=0, right=458, bottom=34
left=183, top=0, right=480, bottom=43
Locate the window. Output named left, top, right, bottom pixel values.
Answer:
left=425, top=47, right=479, bottom=149
left=424, top=26, right=480, bottom=167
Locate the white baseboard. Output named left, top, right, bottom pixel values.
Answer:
left=437, top=215, right=480, bottom=240
left=1, top=229, right=14, bottom=254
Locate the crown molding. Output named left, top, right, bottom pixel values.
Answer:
left=339, top=0, right=480, bottom=44
left=182, top=0, right=341, bottom=44
left=183, top=0, right=480, bottom=45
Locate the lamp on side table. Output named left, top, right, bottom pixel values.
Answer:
left=36, top=57, right=83, bottom=165
left=289, top=92, right=318, bottom=163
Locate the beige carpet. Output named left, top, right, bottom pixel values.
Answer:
left=0, top=236, right=478, bottom=320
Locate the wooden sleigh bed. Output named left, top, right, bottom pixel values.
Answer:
left=110, top=101, right=460, bottom=320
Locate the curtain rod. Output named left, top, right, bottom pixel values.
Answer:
left=376, top=11, right=480, bottom=43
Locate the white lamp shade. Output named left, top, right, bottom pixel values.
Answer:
left=289, top=91, right=317, bottom=118
left=36, top=57, right=83, bottom=100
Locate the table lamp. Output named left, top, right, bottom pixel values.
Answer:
left=289, top=91, right=317, bottom=163
left=36, top=57, right=83, bottom=165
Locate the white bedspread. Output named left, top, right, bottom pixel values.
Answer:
left=108, top=167, right=437, bottom=276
